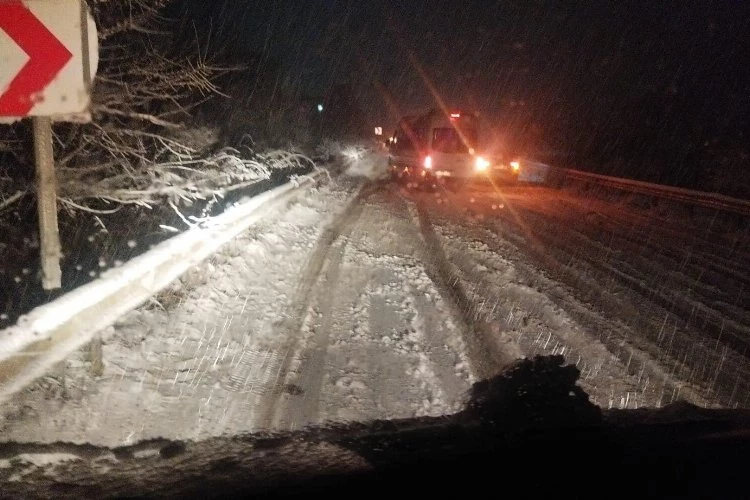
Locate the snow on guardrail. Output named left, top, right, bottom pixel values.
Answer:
left=553, top=167, right=750, bottom=216
left=517, top=159, right=750, bottom=216
left=0, top=173, right=322, bottom=405
left=516, top=160, right=551, bottom=184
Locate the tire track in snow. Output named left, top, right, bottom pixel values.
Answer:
left=256, top=183, right=377, bottom=429
left=312, top=187, right=474, bottom=424
left=263, top=183, right=477, bottom=430
left=419, top=186, right=723, bottom=407
left=272, top=224, right=353, bottom=430
left=408, top=193, right=518, bottom=379
left=475, top=194, right=749, bottom=407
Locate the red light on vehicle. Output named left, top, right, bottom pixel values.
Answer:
left=450, top=113, right=461, bottom=118
left=423, top=155, right=433, bottom=169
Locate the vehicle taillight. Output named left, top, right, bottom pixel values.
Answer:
left=450, top=113, right=461, bottom=119
left=423, top=155, right=433, bottom=169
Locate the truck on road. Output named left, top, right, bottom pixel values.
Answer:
left=387, top=108, right=517, bottom=188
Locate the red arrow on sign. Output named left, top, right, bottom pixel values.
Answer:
left=0, top=0, right=73, bottom=116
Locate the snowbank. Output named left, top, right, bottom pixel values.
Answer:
left=0, top=174, right=321, bottom=406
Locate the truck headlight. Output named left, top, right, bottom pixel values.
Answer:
left=475, top=156, right=490, bottom=172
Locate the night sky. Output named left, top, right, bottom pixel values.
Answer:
left=171, top=0, right=749, bottom=182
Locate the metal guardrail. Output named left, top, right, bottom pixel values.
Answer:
left=0, top=173, right=323, bottom=405
left=546, top=166, right=750, bottom=217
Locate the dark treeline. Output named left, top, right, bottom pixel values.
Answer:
left=2, top=1, right=747, bottom=195
left=162, top=0, right=370, bottom=148
left=375, top=1, right=749, bottom=195
left=169, top=0, right=749, bottom=195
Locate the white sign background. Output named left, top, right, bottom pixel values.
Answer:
left=0, top=0, right=98, bottom=121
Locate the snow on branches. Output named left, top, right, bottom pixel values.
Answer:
left=73, top=1, right=313, bottom=214
left=56, top=146, right=315, bottom=212
left=0, top=0, right=312, bottom=215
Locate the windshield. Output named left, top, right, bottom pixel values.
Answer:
left=0, top=0, right=748, bottom=485
left=432, top=126, right=477, bottom=154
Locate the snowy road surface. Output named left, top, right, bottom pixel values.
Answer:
left=419, top=182, right=749, bottom=409
left=0, top=171, right=480, bottom=446
left=2, top=155, right=748, bottom=446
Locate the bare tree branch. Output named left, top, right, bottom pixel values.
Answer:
left=0, top=190, right=26, bottom=213
left=2, top=1, right=309, bottom=217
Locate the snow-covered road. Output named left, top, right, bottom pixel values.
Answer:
left=0, top=163, right=480, bottom=445
left=2, top=152, right=748, bottom=446
left=413, top=180, right=749, bottom=409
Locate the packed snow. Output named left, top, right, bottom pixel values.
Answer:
left=1, top=152, right=748, bottom=448
left=0, top=162, right=473, bottom=445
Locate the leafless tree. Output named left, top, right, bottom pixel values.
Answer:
left=0, top=0, right=312, bottom=216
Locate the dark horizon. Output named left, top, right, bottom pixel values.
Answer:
left=170, top=0, right=749, bottom=190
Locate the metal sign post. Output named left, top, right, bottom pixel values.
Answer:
left=1, top=0, right=98, bottom=290
left=32, top=116, right=62, bottom=289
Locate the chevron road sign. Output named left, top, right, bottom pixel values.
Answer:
left=0, top=0, right=97, bottom=119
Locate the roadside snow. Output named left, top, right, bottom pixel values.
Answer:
left=0, top=182, right=353, bottom=445
left=0, top=178, right=320, bottom=407
left=342, top=147, right=388, bottom=180
left=0, top=176, right=473, bottom=446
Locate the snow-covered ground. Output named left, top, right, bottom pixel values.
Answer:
left=1, top=152, right=748, bottom=447
left=410, top=182, right=749, bottom=409
left=0, top=154, right=475, bottom=445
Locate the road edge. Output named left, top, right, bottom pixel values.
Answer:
left=0, top=172, right=325, bottom=405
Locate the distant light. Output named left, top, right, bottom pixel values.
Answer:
left=317, top=104, right=324, bottom=112
left=374, top=126, right=383, bottom=136
left=423, top=155, right=433, bottom=169
left=450, top=113, right=461, bottom=118
left=510, top=161, right=520, bottom=172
